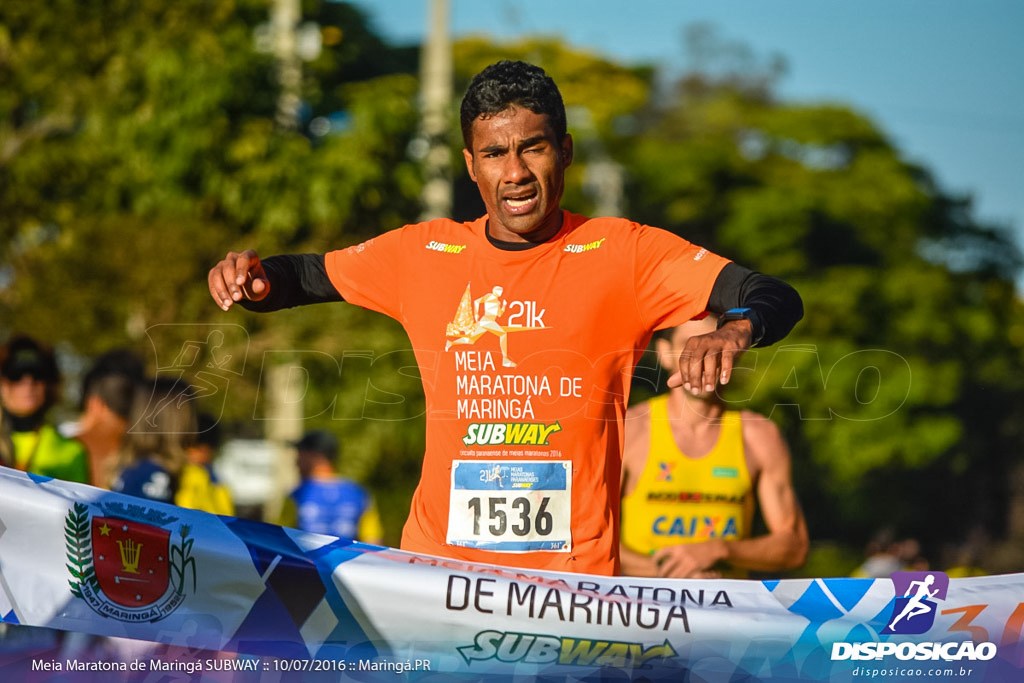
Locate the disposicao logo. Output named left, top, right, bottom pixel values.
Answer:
left=830, top=570, right=998, bottom=663
left=884, top=571, right=948, bottom=635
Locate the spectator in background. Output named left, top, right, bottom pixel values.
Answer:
left=0, top=334, right=89, bottom=483
left=945, top=532, right=988, bottom=578
left=176, top=412, right=235, bottom=516
left=851, top=529, right=928, bottom=577
left=111, top=376, right=197, bottom=504
left=279, top=429, right=384, bottom=544
left=619, top=315, right=809, bottom=578
left=62, top=348, right=145, bottom=488
left=112, top=376, right=233, bottom=515
left=78, top=378, right=232, bottom=666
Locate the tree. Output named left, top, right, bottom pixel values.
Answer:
left=0, top=0, right=423, bottom=350
left=0, top=0, right=426, bottom=543
left=619, top=26, right=1024, bottom=569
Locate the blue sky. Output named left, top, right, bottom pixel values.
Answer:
left=350, top=0, right=1024, bottom=254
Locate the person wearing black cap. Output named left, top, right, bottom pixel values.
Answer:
left=278, top=429, right=384, bottom=544
left=0, top=334, right=89, bottom=482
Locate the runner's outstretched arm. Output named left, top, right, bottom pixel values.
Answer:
left=208, top=251, right=342, bottom=312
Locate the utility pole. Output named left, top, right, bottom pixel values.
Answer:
left=584, top=155, right=625, bottom=218
left=271, top=0, right=302, bottom=130
left=262, top=361, right=304, bottom=522
left=419, top=0, right=453, bottom=220
left=262, top=0, right=304, bottom=520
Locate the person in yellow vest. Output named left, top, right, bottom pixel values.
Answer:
left=176, top=412, right=235, bottom=516
left=0, top=334, right=89, bottom=483
left=0, top=335, right=89, bottom=660
left=620, top=315, right=809, bottom=578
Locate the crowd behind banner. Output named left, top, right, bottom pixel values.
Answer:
left=0, top=332, right=394, bottom=674
left=0, top=335, right=234, bottom=515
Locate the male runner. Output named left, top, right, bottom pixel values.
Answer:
left=208, top=60, right=803, bottom=575
left=620, top=316, right=808, bottom=578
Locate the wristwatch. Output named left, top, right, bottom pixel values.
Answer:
left=717, top=307, right=764, bottom=346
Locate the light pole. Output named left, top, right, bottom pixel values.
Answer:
left=418, top=0, right=453, bottom=220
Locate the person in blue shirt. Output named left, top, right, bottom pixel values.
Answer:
left=278, top=429, right=384, bottom=544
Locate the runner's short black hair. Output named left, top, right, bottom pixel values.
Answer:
left=460, top=60, right=567, bottom=148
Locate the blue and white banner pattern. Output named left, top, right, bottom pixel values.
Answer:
left=1, top=466, right=1022, bottom=681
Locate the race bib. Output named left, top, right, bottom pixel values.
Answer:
left=447, top=460, right=572, bottom=552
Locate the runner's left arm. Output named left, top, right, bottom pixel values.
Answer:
left=673, top=264, right=802, bottom=394
left=238, top=254, right=343, bottom=312
left=706, top=263, right=803, bottom=348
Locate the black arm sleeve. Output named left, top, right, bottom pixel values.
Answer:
left=707, top=262, right=803, bottom=347
left=239, top=254, right=343, bottom=312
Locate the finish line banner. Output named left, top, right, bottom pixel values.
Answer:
left=1, top=467, right=1023, bottom=682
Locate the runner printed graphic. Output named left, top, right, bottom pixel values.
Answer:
left=444, top=283, right=545, bottom=368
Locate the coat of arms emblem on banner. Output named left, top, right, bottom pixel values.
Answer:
left=65, top=502, right=196, bottom=622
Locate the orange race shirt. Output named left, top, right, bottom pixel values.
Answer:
left=324, top=211, right=729, bottom=575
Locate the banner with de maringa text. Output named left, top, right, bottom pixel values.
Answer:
left=1, top=466, right=1023, bottom=682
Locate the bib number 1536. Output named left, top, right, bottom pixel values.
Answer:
left=447, top=461, right=571, bottom=552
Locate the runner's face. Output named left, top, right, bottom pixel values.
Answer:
left=463, top=106, right=572, bottom=243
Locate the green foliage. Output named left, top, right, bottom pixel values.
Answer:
left=619, top=45, right=1024, bottom=558
left=0, top=0, right=426, bottom=542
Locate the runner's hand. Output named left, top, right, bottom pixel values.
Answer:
left=208, top=250, right=269, bottom=311
left=668, top=319, right=753, bottom=395
left=653, top=541, right=726, bottom=579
